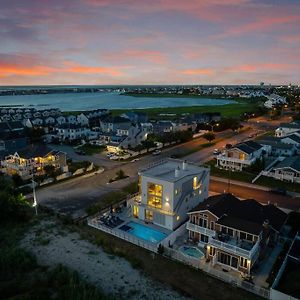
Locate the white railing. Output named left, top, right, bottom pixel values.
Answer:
left=217, top=155, right=255, bottom=165
left=209, top=238, right=259, bottom=259
left=165, top=247, right=270, bottom=299
left=87, top=219, right=158, bottom=253
left=186, top=222, right=216, bottom=237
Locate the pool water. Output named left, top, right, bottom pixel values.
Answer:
left=120, top=221, right=167, bottom=243
left=180, top=246, right=205, bottom=259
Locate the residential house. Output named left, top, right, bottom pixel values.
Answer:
left=131, top=159, right=210, bottom=231
left=1, top=145, right=67, bottom=179
left=271, top=233, right=300, bottom=300
left=31, top=118, right=43, bottom=126
left=281, top=134, right=300, bottom=151
left=187, top=193, right=287, bottom=275
left=0, top=121, right=27, bottom=154
left=152, top=120, right=175, bottom=135
left=44, top=116, right=56, bottom=125
left=56, top=124, right=89, bottom=141
left=56, top=116, right=66, bottom=125
left=216, top=140, right=269, bottom=171
left=106, top=123, right=153, bottom=152
left=100, top=116, right=131, bottom=133
left=265, top=156, right=300, bottom=183
left=275, top=122, right=300, bottom=137
left=66, top=115, right=77, bottom=124
left=258, top=139, right=297, bottom=157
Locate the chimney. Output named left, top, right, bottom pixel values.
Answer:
left=175, top=166, right=180, bottom=178
left=182, top=160, right=187, bottom=171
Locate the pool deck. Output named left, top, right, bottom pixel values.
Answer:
left=88, top=206, right=172, bottom=251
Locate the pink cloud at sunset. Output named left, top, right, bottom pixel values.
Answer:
left=0, top=0, right=299, bottom=85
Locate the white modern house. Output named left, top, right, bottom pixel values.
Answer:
left=131, top=159, right=210, bottom=231
left=216, top=141, right=270, bottom=171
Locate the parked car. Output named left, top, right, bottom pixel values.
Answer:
left=75, top=149, right=86, bottom=155
left=152, top=150, right=161, bottom=155
left=269, top=187, right=287, bottom=196
left=213, top=149, right=221, bottom=156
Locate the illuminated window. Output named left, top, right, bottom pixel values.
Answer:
left=133, top=205, right=139, bottom=218
left=147, top=183, right=162, bottom=208
left=239, top=153, right=246, bottom=160
left=145, top=209, right=153, bottom=221
left=175, top=189, right=178, bottom=195
left=193, top=177, right=200, bottom=190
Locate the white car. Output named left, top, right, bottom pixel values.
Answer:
left=152, top=150, right=162, bottom=155
left=213, top=149, right=221, bottom=155
left=131, top=158, right=140, bottom=162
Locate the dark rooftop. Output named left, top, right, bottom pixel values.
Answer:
left=274, top=156, right=300, bottom=172
left=190, top=193, right=287, bottom=233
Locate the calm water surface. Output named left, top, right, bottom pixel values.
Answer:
left=0, top=92, right=237, bottom=111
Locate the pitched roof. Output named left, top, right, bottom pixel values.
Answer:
left=259, top=140, right=293, bottom=150
left=17, top=145, right=54, bottom=159
left=279, top=123, right=300, bottom=129
left=273, top=156, right=300, bottom=172
left=216, top=216, right=263, bottom=235
left=234, top=140, right=262, bottom=154
left=282, top=134, right=300, bottom=144
left=190, top=193, right=287, bottom=233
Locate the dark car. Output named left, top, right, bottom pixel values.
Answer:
left=269, top=187, right=287, bottom=195
left=75, top=149, right=86, bottom=155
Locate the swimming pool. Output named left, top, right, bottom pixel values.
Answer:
left=179, top=246, right=205, bottom=259
left=119, top=221, right=167, bottom=243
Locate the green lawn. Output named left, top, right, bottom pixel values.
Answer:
left=206, top=160, right=300, bottom=193
left=78, top=144, right=106, bottom=155
left=112, top=102, right=258, bottom=119
left=205, top=160, right=256, bottom=182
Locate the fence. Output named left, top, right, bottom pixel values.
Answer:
left=87, top=218, right=157, bottom=253
left=164, top=247, right=270, bottom=299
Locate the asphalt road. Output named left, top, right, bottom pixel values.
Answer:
left=210, top=178, right=299, bottom=212
left=37, top=116, right=300, bottom=218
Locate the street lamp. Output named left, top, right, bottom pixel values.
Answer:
left=31, top=165, right=38, bottom=215
left=206, top=122, right=219, bottom=133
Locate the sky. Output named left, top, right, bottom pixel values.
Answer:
left=0, top=0, right=299, bottom=86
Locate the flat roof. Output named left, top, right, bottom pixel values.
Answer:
left=139, top=159, right=208, bottom=182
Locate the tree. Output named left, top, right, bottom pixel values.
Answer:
left=116, top=169, right=126, bottom=180
left=11, top=174, right=23, bottom=188
left=203, top=132, right=215, bottom=143
left=0, top=175, right=31, bottom=223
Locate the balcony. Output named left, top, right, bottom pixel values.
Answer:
left=186, top=222, right=216, bottom=237
left=216, top=155, right=256, bottom=165
left=209, top=236, right=260, bottom=260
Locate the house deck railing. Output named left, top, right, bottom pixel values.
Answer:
left=186, top=222, right=216, bottom=237
left=165, top=247, right=270, bottom=299
left=209, top=237, right=259, bottom=260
